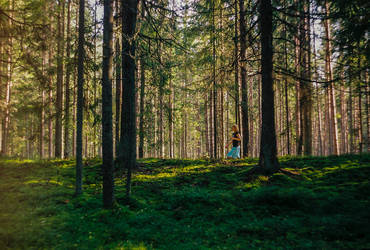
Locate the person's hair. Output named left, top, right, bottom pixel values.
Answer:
left=232, top=125, right=239, bottom=132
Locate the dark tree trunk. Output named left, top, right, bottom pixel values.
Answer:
left=120, top=0, right=139, bottom=200
left=64, top=0, right=72, bottom=158
left=234, top=0, right=239, bottom=126
left=115, top=0, right=121, bottom=156
left=299, top=0, right=312, bottom=156
left=55, top=0, right=65, bottom=158
left=138, top=58, right=145, bottom=158
left=102, top=0, right=114, bottom=208
left=212, top=0, right=217, bottom=159
left=239, top=0, right=248, bottom=157
left=258, top=0, right=279, bottom=174
left=75, top=0, right=85, bottom=196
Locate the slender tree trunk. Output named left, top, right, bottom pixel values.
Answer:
left=120, top=0, right=139, bottom=200
left=93, top=0, right=98, bottom=157
left=138, top=57, right=145, bottom=158
left=258, top=0, right=279, bottom=173
left=55, top=0, right=65, bottom=158
left=114, top=0, right=121, bottom=156
left=205, top=97, right=210, bottom=157
left=234, top=0, right=239, bottom=126
left=365, top=71, right=369, bottom=152
left=168, top=73, right=174, bottom=158
left=212, top=0, right=217, bottom=158
left=348, top=82, right=354, bottom=153
left=64, top=0, right=72, bottom=158
left=1, top=0, right=13, bottom=156
left=294, top=26, right=302, bottom=155
left=357, top=43, right=363, bottom=153
left=75, top=0, right=85, bottom=196
left=299, top=0, right=312, bottom=156
left=102, top=0, right=114, bottom=208
left=40, top=89, right=45, bottom=158
left=324, top=1, right=338, bottom=155
left=239, top=0, right=249, bottom=157
left=340, top=83, right=347, bottom=154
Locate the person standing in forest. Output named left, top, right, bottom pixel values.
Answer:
left=225, top=125, right=241, bottom=159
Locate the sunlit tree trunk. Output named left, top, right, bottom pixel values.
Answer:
left=324, top=1, right=338, bottom=155
left=1, top=0, right=13, bottom=156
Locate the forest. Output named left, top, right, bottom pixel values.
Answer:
left=0, top=0, right=369, bottom=248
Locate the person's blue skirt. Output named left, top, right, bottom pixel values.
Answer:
left=227, top=146, right=240, bottom=159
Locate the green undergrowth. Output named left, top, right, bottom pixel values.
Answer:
left=0, top=154, right=369, bottom=249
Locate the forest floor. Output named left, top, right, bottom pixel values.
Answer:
left=0, top=154, right=369, bottom=249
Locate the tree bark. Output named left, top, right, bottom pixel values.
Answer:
left=120, top=0, right=139, bottom=200
left=55, top=0, right=65, bottom=158
left=75, top=0, right=85, bottom=196
left=212, top=0, right=217, bottom=159
left=324, top=1, right=338, bottom=155
left=258, top=0, right=279, bottom=174
left=239, top=0, right=249, bottom=157
left=114, top=0, right=121, bottom=156
left=234, top=0, right=239, bottom=126
left=138, top=57, right=145, bottom=158
left=102, top=0, right=114, bottom=208
left=64, top=0, right=72, bottom=158
left=299, top=0, right=312, bottom=156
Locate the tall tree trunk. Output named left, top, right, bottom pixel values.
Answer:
left=212, top=0, right=217, bottom=158
left=324, top=1, right=338, bottom=155
left=102, top=0, right=114, bottom=208
left=239, top=0, right=249, bottom=157
left=258, top=0, right=279, bottom=173
left=357, top=43, right=363, bottom=153
left=93, top=0, right=98, bottom=157
left=340, top=83, right=346, bottom=154
left=168, top=72, right=174, bottom=158
left=120, top=0, right=139, bottom=200
left=55, top=0, right=65, bottom=158
left=348, top=82, right=354, bottom=153
left=75, top=0, right=85, bottom=196
left=114, top=0, right=121, bottom=156
left=64, top=0, right=72, bottom=158
left=283, top=4, right=290, bottom=155
left=1, top=0, right=13, bottom=156
left=138, top=57, right=145, bottom=158
left=299, top=0, right=312, bottom=156
left=205, top=97, right=210, bottom=157
left=234, top=0, right=239, bottom=126
left=40, top=87, right=45, bottom=158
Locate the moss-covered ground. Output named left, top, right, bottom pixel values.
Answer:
left=0, top=154, right=369, bottom=249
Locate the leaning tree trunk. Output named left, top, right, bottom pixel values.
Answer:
left=258, top=0, right=279, bottom=174
left=102, top=0, right=114, bottom=208
left=75, top=0, right=85, bottom=196
left=120, top=0, right=139, bottom=200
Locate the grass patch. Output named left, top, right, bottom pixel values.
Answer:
left=0, top=154, right=369, bottom=249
